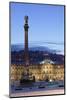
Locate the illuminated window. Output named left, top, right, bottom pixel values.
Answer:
left=58, top=66, right=60, bottom=68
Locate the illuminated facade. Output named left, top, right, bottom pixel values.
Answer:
left=11, top=59, right=64, bottom=82
left=54, top=65, right=64, bottom=80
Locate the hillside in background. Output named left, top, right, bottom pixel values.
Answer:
left=11, top=44, right=64, bottom=65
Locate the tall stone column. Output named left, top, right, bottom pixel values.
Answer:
left=24, top=16, right=29, bottom=67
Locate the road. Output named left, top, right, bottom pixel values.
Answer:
left=10, top=88, right=64, bottom=97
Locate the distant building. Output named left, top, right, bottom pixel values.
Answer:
left=11, top=59, right=64, bottom=82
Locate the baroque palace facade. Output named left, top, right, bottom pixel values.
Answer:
left=11, top=59, right=64, bottom=82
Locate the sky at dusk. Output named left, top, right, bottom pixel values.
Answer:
left=10, top=2, right=64, bottom=54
